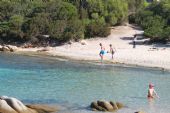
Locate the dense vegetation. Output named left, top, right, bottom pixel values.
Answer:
left=130, top=0, right=170, bottom=43
left=0, top=0, right=130, bottom=46
left=1, top=0, right=166, bottom=46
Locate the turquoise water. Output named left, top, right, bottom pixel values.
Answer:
left=0, top=53, right=170, bottom=113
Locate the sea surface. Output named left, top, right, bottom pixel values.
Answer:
left=0, top=53, right=170, bottom=113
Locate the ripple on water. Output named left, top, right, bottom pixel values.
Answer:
left=0, top=53, right=170, bottom=113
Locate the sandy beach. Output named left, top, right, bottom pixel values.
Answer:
left=14, top=24, right=170, bottom=70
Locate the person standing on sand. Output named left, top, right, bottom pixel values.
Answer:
left=147, top=83, right=159, bottom=99
left=99, top=43, right=105, bottom=63
left=99, top=43, right=103, bottom=49
left=109, top=44, right=116, bottom=59
left=133, top=34, right=137, bottom=48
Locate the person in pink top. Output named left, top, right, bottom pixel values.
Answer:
left=147, top=83, right=159, bottom=99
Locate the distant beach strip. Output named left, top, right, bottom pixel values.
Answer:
left=1, top=25, right=169, bottom=71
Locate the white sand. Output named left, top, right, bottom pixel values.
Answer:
left=16, top=24, right=170, bottom=70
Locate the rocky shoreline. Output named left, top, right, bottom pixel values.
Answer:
left=0, top=96, right=146, bottom=113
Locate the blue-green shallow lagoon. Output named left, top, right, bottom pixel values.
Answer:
left=0, top=53, right=170, bottom=113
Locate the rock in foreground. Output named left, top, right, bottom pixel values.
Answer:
left=26, top=104, right=58, bottom=113
left=90, top=100, right=124, bottom=112
left=0, top=96, right=58, bottom=113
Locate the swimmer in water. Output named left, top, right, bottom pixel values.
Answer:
left=147, top=83, right=159, bottom=99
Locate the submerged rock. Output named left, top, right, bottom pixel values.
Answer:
left=26, top=104, right=58, bottom=113
left=90, top=100, right=124, bottom=112
left=115, top=102, right=124, bottom=109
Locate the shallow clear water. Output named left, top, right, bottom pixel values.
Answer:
left=0, top=53, right=170, bottom=113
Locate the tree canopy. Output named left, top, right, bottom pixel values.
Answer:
left=0, top=0, right=132, bottom=45
left=131, top=0, right=170, bottom=43
left=1, top=0, right=165, bottom=45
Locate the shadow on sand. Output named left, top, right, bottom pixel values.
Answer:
left=152, top=43, right=170, bottom=48
left=120, top=37, right=134, bottom=40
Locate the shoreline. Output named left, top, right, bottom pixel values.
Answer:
left=11, top=50, right=169, bottom=72
left=1, top=24, right=170, bottom=71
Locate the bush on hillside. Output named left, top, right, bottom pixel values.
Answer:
left=85, top=23, right=110, bottom=38
left=0, top=0, right=132, bottom=45
left=133, top=1, right=170, bottom=43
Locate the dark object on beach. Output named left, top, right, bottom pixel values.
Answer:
left=133, top=35, right=136, bottom=48
left=132, top=34, right=150, bottom=47
left=133, top=40, right=136, bottom=48
left=90, top=100, right=124, bottom=112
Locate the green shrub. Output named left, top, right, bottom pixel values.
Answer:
left=134, top=1, right=170, bottom=42
left=0, top=0, right=130, bottom=45
left=105, top=14, right=118, bottom=25
left=162, top=27, right=170, bottom=41
left=128, top=14, right=136, bottom=24
left=62, top=19, right=85, bottom=41
left=85, top=23, right=110, bottom=38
